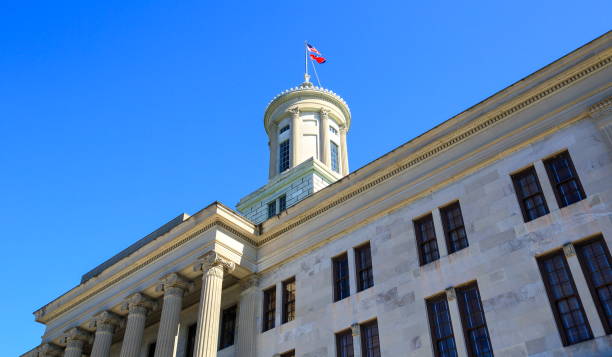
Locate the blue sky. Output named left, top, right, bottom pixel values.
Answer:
left=0, top=0, right=610, bottom=353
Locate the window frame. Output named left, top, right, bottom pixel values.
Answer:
left=426, top=294, right=458, bottom=357
left=543, top=151, right=586, bottom=208
left=511, top=166, right=550, bottom=222
left=282, top=277, right=296, bottom=324
left=279, top=139, right=291, bottom=173
left=355, top=243, right=374, bottom=292
left=360, top=319, right=381, bottom=357
left=440, top=201, right=469, bottom=254
left=414, top=214, right=440, bottom=266
left=278, top=194, right=287, bottom=212
left=262, top=286, right=276, bottom=332
left=333, top=253, right=351, bottom=302
left=537, top=250, right=593, bottom=346
left=330, top=140, right=340, bottom=173
left=456, top=282, right=494, bottom=357
left=219, top=305, right=237, bottom=350
left=336, top=328, right=355, bottom=357
left=267, top=201, right=277, bottom=219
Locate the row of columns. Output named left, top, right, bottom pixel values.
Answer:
left=34, top=251, right=257, bottom=357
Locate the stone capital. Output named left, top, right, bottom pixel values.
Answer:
left=61, top=327, right=91, bottom=347
left=319, top=107, right=331, bottom=118
left=563, top=242, right=576, bottom=258
left=193, top=251, right=235, bottom=274
left=37, top=343, right=63, bottom=357
left=239, top=274, right=259, bottom=292
left=121, top=292, right=157, bottom=315
left=88, top=311, right=123, bottom=332
left=287, top=105, right=300, bottom=116
left=350, top=323, right=360, bottom=336
left=445, top=287, right=456, bottom=301
left=156, top=272, right=194, bottom=297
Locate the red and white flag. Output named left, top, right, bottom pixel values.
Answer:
left=306, top=43, right=320, bottom=54
left=309, top=54, right=326, bottom=64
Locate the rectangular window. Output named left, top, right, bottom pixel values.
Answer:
left=441, top=202, right=469, bottom=254
left=186, top=323, right=197, bottom=357
left=414, top=214, right=439, bottom=265
left=331, top=141, right=340, bottom=173
left=280, top=125, right=290, bottom=134
left=427, top=295, right=457, bottom=357
left=282, top=278, right=296, bottom=323
left=355, top=243, right=374, bottom=292
left=262, top=286, right=276, bottom=332
left=538, top=252, right=593, bottom=346
left=336, top=329, right=355, bottom=357
left=219, top=305, right=237, bottom=349
left=279, top=140, right=290, bottom=173
left=457, top=283, right=493, bottom=357
left=268, top=201, right=277, bottom=219
left=279, top=195, right=287, bottom=212
left=511, top=166, right=549, bottom=222
left=360, top=320, right=381, bottom=357
left=576, top=236, right=612, bottom=334
left=280, top=350, right=295, bottom=357
left=333, top=253, right=350, bottom=301
left=544, top=151, right=586, bottom=208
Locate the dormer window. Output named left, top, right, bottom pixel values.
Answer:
left=280, top=125, right=290, bottom=134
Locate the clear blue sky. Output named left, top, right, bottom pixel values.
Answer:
left=1, top=0, right=609, bottom=353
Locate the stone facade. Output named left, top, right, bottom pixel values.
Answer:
left=23, top=33, right=612, bottom=357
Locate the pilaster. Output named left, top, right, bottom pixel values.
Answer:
left=445, top=287, right=468, bottom=357
left=320, top=108, right=330, bottom=166
left=350, top=323, right=362, bottom=357
left=236, top=275, right=260, bottom=357
left=288, top=106, right=301, bottom=167
left=589, top=96, right=612, bottom=148
left=340, top=126, right=349, bottom=175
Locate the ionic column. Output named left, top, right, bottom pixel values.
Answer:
left=61, top=327, right=91, bottom=357
left=236, top=275, right=260, bottom=357
left=192, top=251, right=236, bottom=357
left=445, top=287, right=468, bottom=357
left=350, top=323, right=362, bottom=357
left=589, top=96, right=612, bottom=148
left=269, top=123, right=279, bottom=179
left=154, top=273, right=193, bottom=357
left=319, top=108, right=330, bottom=165
left=340, top=126, right=349, bottom=175
left=119, top=293, right=157, bottom=357
left=288, top=106, right=301, bottom=167
left=89, top=311, right=123, bottom=357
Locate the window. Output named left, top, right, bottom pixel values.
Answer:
left=282, top=278, right=296, bottom=323
left=336, top=329, right=354, bottom=357
left=544, top=151, right=586, bottom=208
left=457, top=283, right=493, bottom=357
left=280, top=125, right=290, bottom=134
left=511, top=166, right=549, bottom=222
left=441, top=202, right=468, bottom=254
left=331, top=141, right=340, bottom=173
left=219, top=305, right=237, bottom=349
left=279, top=140, right=290, bottom=173
left=330, top=126, right=338, bottom=135
left=414, top=214, right=439, bottom=265
left=427, top=295, right=457, bottom=357
left=280, top=350, right=295, bottom=357
left=355, top=243, right=374, bottom=292
left=262, top=286, right=276, bottom=332
left=147, top=343, right=156, bottom=357
left=279, top=195, right=287, bottom=212
left=186, top=323, right=197, bottom=357
left=538, top=252, right=592, bottom=346
left=333, top=253, right=350, bottom=301
left=268, top=201, right=277, bottom=219
left=576, top=236, right=612, bottom=334
left=360, top=320, right=381, bottom=357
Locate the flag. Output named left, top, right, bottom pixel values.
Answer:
left=306, top=43, right=320, bottom=54
left=309, top=54, right=326, bottom=64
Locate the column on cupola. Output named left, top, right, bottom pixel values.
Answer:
left=589, top=96, right=612, bottom=148
left=119, top=293, right=157, bottom=357
left=288, top=106, right=301, bottom=166
left=61, top=327, right=91, bottom=357
left=319, top=108, right=330, bottom=165
left=192, top=251, right=236, bottom=357
left=340, top=126, right=349, bottom=175
left=269, top=122, right=279, bottom=179
left=89, top=311, right=123, bottom=357
left=350, top=323, right=362, bottom=357
left=235, top=275, right=260, bottom=357
left=154, top=273, right=193, bottom=357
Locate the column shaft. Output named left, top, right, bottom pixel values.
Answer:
left=340, top=127, right=349, bottom=175
left=91, top=328, right=114, bottom=357
left=236, top=276, right=260, bottom=357
left=63, top=340, right=84, bottom=357
left=194, top=264, right=225, bottom=357
left=154, top=291, right=183, bottom=357
left=119, top=308, right=148, bottom=357
left=289, top=107, right=301, bottom=167
left=320, top=109, right=330, bottom=165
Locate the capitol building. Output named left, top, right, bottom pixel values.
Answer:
left=24, top=32, right=612, bottom=357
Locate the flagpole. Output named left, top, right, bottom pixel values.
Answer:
left=304, top=41, right=310, bottom=83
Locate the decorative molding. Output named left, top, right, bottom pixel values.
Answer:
left=193, top=251, right=235, bottom=274
left=589, top=96, right=612, bottom=118
left=563, top=242, right=576, bottom=258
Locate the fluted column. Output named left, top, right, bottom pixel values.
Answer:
left=269, top=123, right=279, bottom=179
left=288, top=106, right=301, bottom=167
left=61, top=327, right=91, bottom=357
left=119, top=293, right=156, bottom=357
left=154, top=273, right=193, bottom=357
left=340, top=126, right=349, bottom=175
left=319, top=108, right=330, bottom=165
left=350, top=323, right=362, bottom=357
left=236, top=275, right=259, bottom=357
left=89, top=311, right=123, bottom=357
left=192, top=251, right=236, bottom=357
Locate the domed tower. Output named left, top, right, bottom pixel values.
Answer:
left=237, top=75, right=351, bottom=223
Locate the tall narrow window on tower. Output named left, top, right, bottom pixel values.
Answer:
left=331, top=141, right=340, bottom=173
left=279, top=140, right=290, bottom=173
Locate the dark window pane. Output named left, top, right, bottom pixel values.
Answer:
left=262, top=287, right=276, bottom=332
left=333, top=254, right=350, bottom=301
left=147, top=343, right=156, bottom=357
left=268, top=201, right=277, bottom=218
left=355, top=243, right=374, bottom=291
left=331, top=141, right=340, bottom=172
left=279, top=140, right=291, bottom=173
left=576, top=236, right=612, bottom=334
left=427, top=295, right=458, bottom=357
left=414, top=214, right=440, bottom=265
left=538, top=252, right=593, bottom=345
left=360, top=320, right=381, bottom=357
left=219, top=305, right=237, bottom=349
left=280, top=125, right=290, bottom=134
left=544, top=152, right=586, bottom=208
left=511, top=167, right=549, bottom=222
left=282, top=278, right=296, bottom=323
left=279, top=195, right=287, bottom=212
left=280, top=350, right=295, bottom=357
left=186, top=323, right=197, bottom=357
left=441, top=202, right=469, bottom=254
left=336, top=329, right=355, bottom=357
left=457, top=283, right=493, bottom=357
